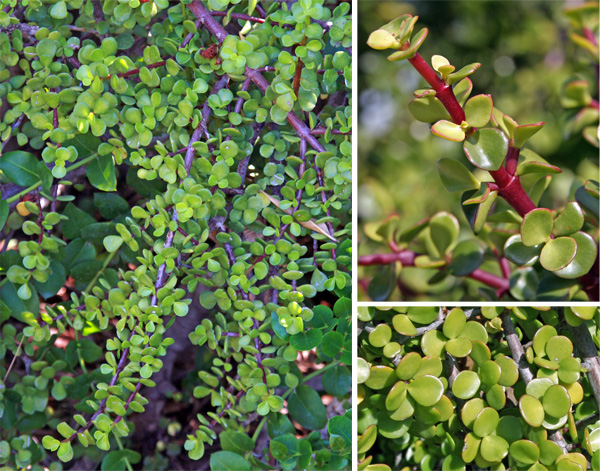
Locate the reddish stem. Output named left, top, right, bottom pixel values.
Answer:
left=358, top=250, right=509, bottom=292
left=489, top=167, right=537, bottom=217
left=505, top=145, right=520, bottom=175
left=590, top=99, right=599, bottom=110
left=407, top=52, right=465, bottom=124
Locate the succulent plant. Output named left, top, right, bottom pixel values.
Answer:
left=359, top=5, right=599, bottom=302
left=0, top=0, right=351, bottom=469
left=357, top=306, right=600, bottom=471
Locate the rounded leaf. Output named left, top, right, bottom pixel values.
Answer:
left=407, top=375, right=444, bottom=406
left=542, top=384, right=571, bottom=418
left=539, top=236, right=577, bottom=271
left=437, top=158, right=480, bottom=193
left=521, top=209, right=553, bottom=247
left=519, top=394, right=545, bottom=427
left=463, top=128, right=508, bottom=171
left=392, top=314, right=416, bottom=336
left=410, top=96, right=451, bottom=123
left=448, top=240, right=484, bottom=276
left=479, top=360, right=501, bottom=385
left=357, top=358, right=370, bottom=384
left=385, top=382, right=407, bottom=410
left=443, top=307, right=467, bottom=339
left=452, top=370, right=480, bottom=399
left=396, top=352, right=422, bottom=380
left=365, top=365, right=396, bottom=390
left=103, top=235, right=123, bottom=253
left=545, top=335, right=573, bottom=362
left=567, top=305, right=597, bottom=320
left=553, top=231, right=598, bottom=279
left=509, top=440, right=540, bottom=464
left=445, top=338, right=472, bottom=357
left=473, top=407, right=499, bottom=437
left=378, top=414, right=412, bottom=439
left=431, top=120, right=466, bottom=142
left=429, top=211, right=459, bottom=256
left=526, top=378, right=554, bottom=399
left=480, top=435, right=509, bottom=463
left=553, top=202, right=585, bottom=236
left=486, top=384, right=506, bottom=410
left=366, top=29, right=398, bottom=50
left=464, top=94, right=493, bottom=128
left=368, top=324, right=392, bottom=348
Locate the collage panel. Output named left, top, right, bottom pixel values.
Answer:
left=0, top=1, right=352, bottom=470
left=357, top=1, right=599, bottom=302
left=356, top=305, right=600, bottom=471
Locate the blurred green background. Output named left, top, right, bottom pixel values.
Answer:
left=357, top=0, right=599, bottom=301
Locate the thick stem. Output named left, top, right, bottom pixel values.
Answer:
left=504, top=145, right=520, bottom=175
left=407, top=53, right=465, bottom=124
left=488, top=167, right=537, bottom=217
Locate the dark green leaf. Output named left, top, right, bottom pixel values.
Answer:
left=209, top=451, right=251, bottom=471
left=87, top=155, right=117, bottom=191
left=0, top=151, right=41, bottom=186
left=287, top=385, right=327, bottom=430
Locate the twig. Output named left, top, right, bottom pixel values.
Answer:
left=501, top=312, right=534, bottom=384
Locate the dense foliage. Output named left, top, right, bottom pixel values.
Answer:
left=357, top=305, right=600, bottom=471
left=0, top=0, right=352, bottom=469
left=357, top=1, right=599, bottom=302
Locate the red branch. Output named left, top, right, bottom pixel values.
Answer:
left=406, top=52, right=537, bottom=218
left=359, top=250, right=509, bottom=293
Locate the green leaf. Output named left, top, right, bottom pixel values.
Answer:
left=87, top=155, right=117, bottom=191
left=101, top=450, right=141, bottom=471
left=0, top=199, right=8, bottom=232
left=509, top=440, right=540, bottom=465
left=437, top=158, right=480, bottom=192
left=366, top=29, right=399, bottom=50
left=289, top=329, right=322, bottom=351
left=387, top=27, right=428, bottom=61
left=62, top=203, right=96, bottom=239
left=50, top=0, right=68, bottom=19
left=321, top=331, right=344, bottom=357
left=447, top=62, right=481, bottom=85
left=409, top=96, right=451, bottom=123
left=516, top=160, right=562, bottom=176
left=407, top=375, right=444, bottom=406
left=367, top=264, right=395, bottom=301
left=504, top=234, right=541, bottom=266
left=287, top=385, right=327, bottom=430
left=521, top=209, right=553, bottom=247
left=103, top=235, right=123, bottom=253
left=463, top=128, right=508, bottom=171
left=209, top=451, right=251, bottom=471
left=328, top=415, right=351, bottom=447
left=33, top=260, right=66, bottom=299
left=57, top=441, right=73, bottom=462
left=321, top=365, right=351, bottom=397
left=512, top=122, right=544, bottom=148
left=539, top=237, right=577, bottom=272
left=553, top=231, right=598, bottom=279
left=431, top=120, right=465, bottom=142
left=0, top=151, right=41, bottom=186
left=220, top=431, right=255, bottom=455
left=553, top=202, right=584, bottom=236
left=94, top=193, right=130, bottom=219
left=448, top=240, right=484, bottom=276
left=464, top=94, right=492, bottom=128
left=429, top=211, right=459, bottom=256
